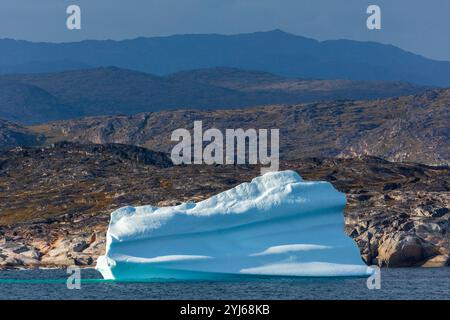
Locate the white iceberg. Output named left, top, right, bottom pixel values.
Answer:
left=96, top=170, right=371, bottom=280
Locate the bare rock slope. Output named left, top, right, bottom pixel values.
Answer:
left=31, top=88, right=450, bottom=166
left=0, top=143, right=448, bottom=268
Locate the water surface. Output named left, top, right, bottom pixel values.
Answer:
left=0, top=268, right=448, bottom=300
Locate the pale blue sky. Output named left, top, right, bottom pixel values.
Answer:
left=0, top=0, right=449, bottom=61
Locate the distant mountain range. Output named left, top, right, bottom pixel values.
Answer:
left=21, top=88, right=448, bottom=166
left=0, top=66, right=427, bottom=124
left=1, top=30, right=450, bottom=86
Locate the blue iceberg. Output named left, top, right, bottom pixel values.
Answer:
left=96, top=170, right=371, bottom=280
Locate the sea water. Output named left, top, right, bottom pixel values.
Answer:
left=0, top=268, right=448, bottom=300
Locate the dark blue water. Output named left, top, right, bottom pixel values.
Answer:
left=0, top=268, right=449, bottom=300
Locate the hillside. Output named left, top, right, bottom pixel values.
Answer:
left=0, top=119, right=41, bottom=149
left=30, top=88, right=450, bottom=166
left=0, top=67, right=426, bottom=124
left=340, top=90, right=450, bottom=164
left=0, top=143, right=448, bottom=268
left=169, top=67, right=424, bottom=98
left=1, top=30, right=450, bottom=86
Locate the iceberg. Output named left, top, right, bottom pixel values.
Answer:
left=96, top=170, right=372, bottom=280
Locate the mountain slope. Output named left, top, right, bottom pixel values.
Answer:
left=0, top=119, right=41, bottom=149
left=30, top=88, right=450, bottom=166
left=168, top=67, right=424, bottom=98
left=340, top=90, right=450, bottom=164
left=1, top=145, right=449, bottom=268
left=0, top=67, right=241, bottom=122
left=0, top=67, right=427, bottom=124
left=0, top=82, right=78, bottom=123
left=1, top=30, right=449, bottom=86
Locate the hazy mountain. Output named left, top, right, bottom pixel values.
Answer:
left=0, top=60, right=91, bottom=74
left=1, top=30, right=449, bottom=86
left=0, top=82, right=79, bottom=124
left=0, top=66, right=427, bottom=124
left=30, top=88, right=450, bottom=166
left=168, top=67, right=425, bottom=97
left=0, top=119, right=42, bottom=149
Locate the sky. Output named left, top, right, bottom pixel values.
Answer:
left=0, top=0, right=449, bottom=61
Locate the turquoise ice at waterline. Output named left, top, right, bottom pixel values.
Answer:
left=96, top=170, right=372, bottom=280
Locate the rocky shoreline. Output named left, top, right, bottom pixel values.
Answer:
left=1, top=143, right=449, bottom=269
